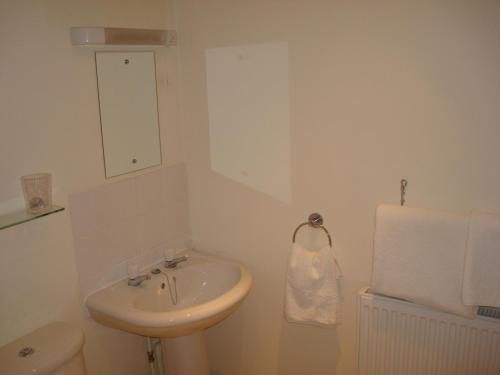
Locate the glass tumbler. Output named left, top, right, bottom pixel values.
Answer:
left=20, top=173, right=52, bottom=214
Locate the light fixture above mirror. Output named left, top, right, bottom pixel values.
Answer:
left=70, top=27, right=177, bottom=46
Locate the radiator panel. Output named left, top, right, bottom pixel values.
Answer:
left=357, top=288, right=500, bottom=375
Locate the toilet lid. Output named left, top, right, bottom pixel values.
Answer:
left=0, top=321, right=84, bottom=375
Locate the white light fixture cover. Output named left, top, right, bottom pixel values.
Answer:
left=70, top=27, right=177, bottom=46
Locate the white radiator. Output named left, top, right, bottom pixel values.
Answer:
left=357, top=288, right=500, bottom=375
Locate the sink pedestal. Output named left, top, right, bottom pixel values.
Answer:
left=162, top=332, right=209, bottom=375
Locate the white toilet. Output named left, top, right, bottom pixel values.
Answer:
left=0, top=321, right=87, bottom=375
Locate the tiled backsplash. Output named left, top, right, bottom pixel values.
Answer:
left=68, top=163, right=190, bottom=299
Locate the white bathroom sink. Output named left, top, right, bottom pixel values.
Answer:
left=86, top=250, right=252, bottom=338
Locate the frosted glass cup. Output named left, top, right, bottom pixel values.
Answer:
left=20, top=173, right=52, bottom=214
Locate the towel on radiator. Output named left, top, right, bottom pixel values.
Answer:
left=371, top=204, right=476, bottom=318
left=285, top=243, right=342, bottom=326
left=463, top=212, right=500, bottom=308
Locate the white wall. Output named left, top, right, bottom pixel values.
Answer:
left=175, top=1, right=500, bottom=374
left=0, top=0, right=183, bottom=374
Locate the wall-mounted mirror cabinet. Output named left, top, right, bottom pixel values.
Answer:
left=95, top=51, right=162, bottom=178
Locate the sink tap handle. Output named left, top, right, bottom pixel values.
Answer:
left=164, top=256, right=188, bottom=269
left=127, top=274, right=151, bottom=287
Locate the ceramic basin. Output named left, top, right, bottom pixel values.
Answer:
left=86, top=250, right=252, bottom=338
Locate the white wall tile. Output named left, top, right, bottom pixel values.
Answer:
left=106, top=217, right=140, bottom=265
left=73, top=234, right=110, bottom=278
left=138, top=209, right=168, bottom=252
left=93, top=178, right=138, bottom=229
left=69, top=164, right=190, bottom=299
left=135, top=168, right=164, bottom=215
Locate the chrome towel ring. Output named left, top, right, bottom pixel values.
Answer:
left=292, top=213, right=333, bottom=248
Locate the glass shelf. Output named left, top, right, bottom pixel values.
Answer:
left=0, top=205, right=65, bottom=230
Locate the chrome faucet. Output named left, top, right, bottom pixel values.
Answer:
left=127, top=274, right=151, bottom=287
left=164, top=256, right=188, bottom=269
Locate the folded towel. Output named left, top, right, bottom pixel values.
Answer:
left=285, top=243, right=342, bottom=326
left=371, top=204, right=476, bottom=318
left=463, top=212, right=500, bottom=308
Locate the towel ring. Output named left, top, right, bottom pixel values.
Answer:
left=292, top=213, right=333, bottom=248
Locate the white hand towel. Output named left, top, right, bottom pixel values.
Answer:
left=371, top=204, right=476, bottom=318
left=285, top=243, right=342, bottom=326
left=463, top=212, right=500, bottom=308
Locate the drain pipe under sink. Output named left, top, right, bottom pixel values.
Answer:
left=147, top=337, right=165, bottom=375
